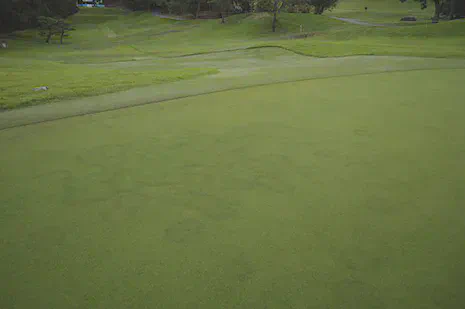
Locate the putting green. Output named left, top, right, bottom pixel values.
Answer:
left=1, top=69, right=465, bottom=308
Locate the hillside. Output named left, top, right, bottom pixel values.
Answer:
left=1, top=1, right=465, bottom=109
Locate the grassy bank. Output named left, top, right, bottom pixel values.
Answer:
left=1, top=4, right=464, bottom=109
left=0, top=57, right=216, bottom=110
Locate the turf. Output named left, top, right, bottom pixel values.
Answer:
left=2, top=48, right=465, bottom=129
left=1, top=1, right=465, bottom=308
left=1, top=69, right=465, bottom=308
left=0, top=58, right=216, bottom=110
left=1, top=3, right=465, bottom=109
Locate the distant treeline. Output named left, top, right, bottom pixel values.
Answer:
left=120, top=0, right=339, bottom=18
left=2, top=0, right=463, bottom=34
left=118, top=0, right=465, bottom=20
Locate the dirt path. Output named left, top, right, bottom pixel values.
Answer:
left=330, top=16, right=393, bottom=27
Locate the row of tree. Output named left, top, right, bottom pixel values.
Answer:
left=0, top=0, right=335, bottom=34
left=121, top=0, right=338, bottom=30
left=3, top=0, right=462, bottom=36
left=122, top=0, right=337, bottom=15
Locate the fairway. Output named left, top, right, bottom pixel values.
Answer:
left=1, top=69, right=465, bottom=308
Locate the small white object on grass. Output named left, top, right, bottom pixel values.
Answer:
left=33, top=86, right=49, bottom=91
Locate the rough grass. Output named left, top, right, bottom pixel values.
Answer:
left=1, top=69, right=465, bottom=308
left=0, top=57, right=216, bottom=109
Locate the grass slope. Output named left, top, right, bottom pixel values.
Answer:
left=1, top=69, right=465, bottom=308
left=1, top=2, right=465, bottom=109
left=0, top=58, right=216, bottom=110
left=2, top=48, right=465, bottom=129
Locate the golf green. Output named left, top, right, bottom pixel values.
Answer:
left=1, top=69, right=465, bottom=308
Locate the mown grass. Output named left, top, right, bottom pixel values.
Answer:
left=3, top=48, right=465, bottom=128
left=1, top=1, right=464, bottom=109
left=1, top=2, right=465, bottom=308
left=4, top=8, right=464, bottom=60
left=1, top=69, right=465, bottom=308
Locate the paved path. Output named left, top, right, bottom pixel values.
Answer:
left=151, top=11, right=188, bottom=21
left=330, top=16, right=393, bottom=27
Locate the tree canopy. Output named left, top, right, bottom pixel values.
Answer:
left=38, top=16, right=75, bottom=44
left=121, top=0, right=338, bottom=17
left=0, top=0, right=78, bottom=33
left=401, top=0, right=465, bottom=20
left=0, top=0, right=341, bottom=34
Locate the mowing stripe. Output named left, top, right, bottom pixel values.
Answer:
left=1, top=67, right=464, bottom=131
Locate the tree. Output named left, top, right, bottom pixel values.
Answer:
left=195, top=0, right=203, bottom=18
left=38, top=16, right=59, bottom=43
left=122, top=0, right=253, bottom=15
left=0, top=0, right=77, bottom=33
left=57, top=20, right=75, bottom=44
left=310, top=0, right=338, bottom=14
left=209, top=0, right=233, bottom=23
left=153, top=0, right=188, bottom=14
left=285, top=0, right=338, bottom=14
left=253, top=0, right=274, bottom=11
left=271, top=0, right=284, bottom=32
left=447, top=0, right=465, bottom=19
left=123, top=0, right=158, bottom=11
left=233, top=0, right=252, bottom=13
left=433, top=0, right=443, bottom=20
left=38, top=16, right=74, bottom=44
left=401, top=0, right=464, bottom=20
left=252, top=0, right=285, bottom=32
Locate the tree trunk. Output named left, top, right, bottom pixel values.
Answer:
left=272, top=11, right=277, bottom=32
left=271, top=0, right=278, bottom=32
left=433, top=0, right=441, bottom=20
left=46, top=30, right=52, bottom=43
left=449, top=0, right=457, bottom=20
left=195, top=0, right=201, bottom=19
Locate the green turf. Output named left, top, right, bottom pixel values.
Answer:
left=2, top=48, right=465, bottom=129
left=0, top=58, right=216, bottom=110
left=1, top=69, right=465, bottom=308
left=1, top=2, right=465, bottom=307
left=1, top=3, right=465, bottom=109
